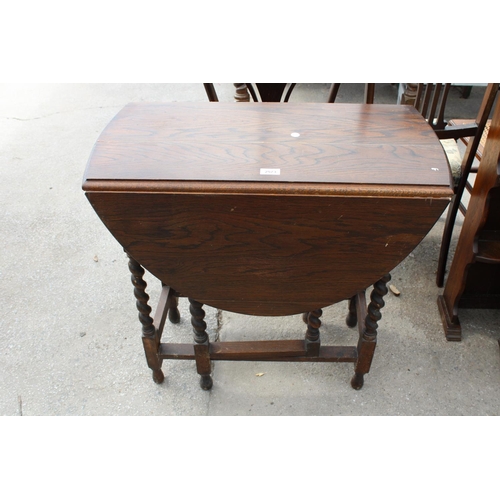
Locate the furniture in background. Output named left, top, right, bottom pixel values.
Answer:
left=397, top=83, right=498, bottom=286
left=438, top=92, right=500, bottom=340
left=212, top=83, right=297, bottom=103
left=398, top=83, right=484, bottom=104
left=83, top=102, right=452, bottom=390
left=227, top=83, right=375, bottom=104
left=208, top=83, right=499, bottom=290
left=433, top=84, right=499, bottom=287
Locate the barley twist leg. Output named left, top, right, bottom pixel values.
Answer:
left=127, top=254, right=164, bottom=384
left=351, top=274, right=391, bottom=390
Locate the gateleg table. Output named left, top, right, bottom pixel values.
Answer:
left=83, top=102, right=452, bottom=390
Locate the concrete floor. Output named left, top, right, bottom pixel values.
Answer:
left=1, top=83, right=499, bottom=416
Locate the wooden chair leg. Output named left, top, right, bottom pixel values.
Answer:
left=436, top=193, right=461, bottom=287
left=127, top=253, right=164, bottom=384
left=327, top=83, right=341, bottom=103
left=189, top=298, right=213, bottom=390
left=351, top=274, right=391, bottom=390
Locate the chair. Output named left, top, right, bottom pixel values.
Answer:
left=412, top=84, right=477, bottom=186
left=205, top=83, right=375, bottom=104
left=245, top=83, right=375, bottom=104
left=204, top=83, right=296, bottom=103
left=423, top=83, right=499, bottom=287
left=245, top=83, right=297, bottom=102
left=438, top=92, right=500, bottom=340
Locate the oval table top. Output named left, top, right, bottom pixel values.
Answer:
left=84, top=102, right=453, bottom=315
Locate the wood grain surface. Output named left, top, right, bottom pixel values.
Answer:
left=84, top=102, right=452, bottom=316
left=87, top=191, right=449, bottom=315
left=84, top=102, right=451, bottom=187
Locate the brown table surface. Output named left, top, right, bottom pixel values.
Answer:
left=84, top=102, right=453, bottom=316
left=85, top=102, right=451, bottom=188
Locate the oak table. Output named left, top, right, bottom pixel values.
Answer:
left=83, top=102, right=452, bottom=390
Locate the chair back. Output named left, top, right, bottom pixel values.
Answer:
left=244, top=83, right=296, bottom=102
left=204, top=83, right=375, bottom=104
left=412, top=83, right=497, bottom=141
left=455, top=83, right=499, bottom=179
left=203, top=83, right=219, bottom=102
left=203, top=83, right=296, bottom=102
left=414, top=83, right=451, bottom=132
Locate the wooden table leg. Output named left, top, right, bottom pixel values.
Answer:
left=189, top=298, right=213, bottom=390
left=351, top=274, right=391, bottom=390
left=164, top=284, right=181, bottom=324
left=305, top=308, right=322, bottom=355
left=127, top=253, right=164, bottom=384
left=346, top=295, right=358, bottom=328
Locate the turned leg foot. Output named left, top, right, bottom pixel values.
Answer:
left=152, top=369, right=165, bottom=384
left=200, top=375, right=213, bottom=390
left=351, top=372, right=364, bottom=390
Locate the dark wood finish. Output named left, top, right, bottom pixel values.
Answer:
left=87, top=192, right=449, bottom=316
left=202, top=83, right=218, bottom=102
left=327, top=83, right=341, bottom=103
left=352, top=274, right=390, bottom=389
left=305, top=308, right=322, bottom=356
left=189, top=298, right=213, bottom=389
left=413, top=83, right=495, bottom=141
left=167, top=289, right=180, bottom=324
left=84, top=102, right=452, bottom=389
left=84, top=102, right=448, bottom=185
left=127, top=254, right=164, bottom=383
left=244, top=83, right=296, bottom=103
left=415, top=83, right=451, bottom=132
left=346, top=295, right=358, bottom=327
left=438, top=93, right=500, bottom=340
left=206, top=84, right=296, bottom=103
left=435, top=83, right=499, bottom=287
left=455, top=121, right=493, bottom=217
left=364, top=83, right=375, bottom=104
left=159, top=341, right=358, bottom=362
left=207, top=83, right=375, bottom=105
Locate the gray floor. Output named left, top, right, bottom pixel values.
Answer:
left=1, top=83, right=499, bottom=416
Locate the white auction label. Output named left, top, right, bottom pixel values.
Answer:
left=260, top=168, right=281, bottom=176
